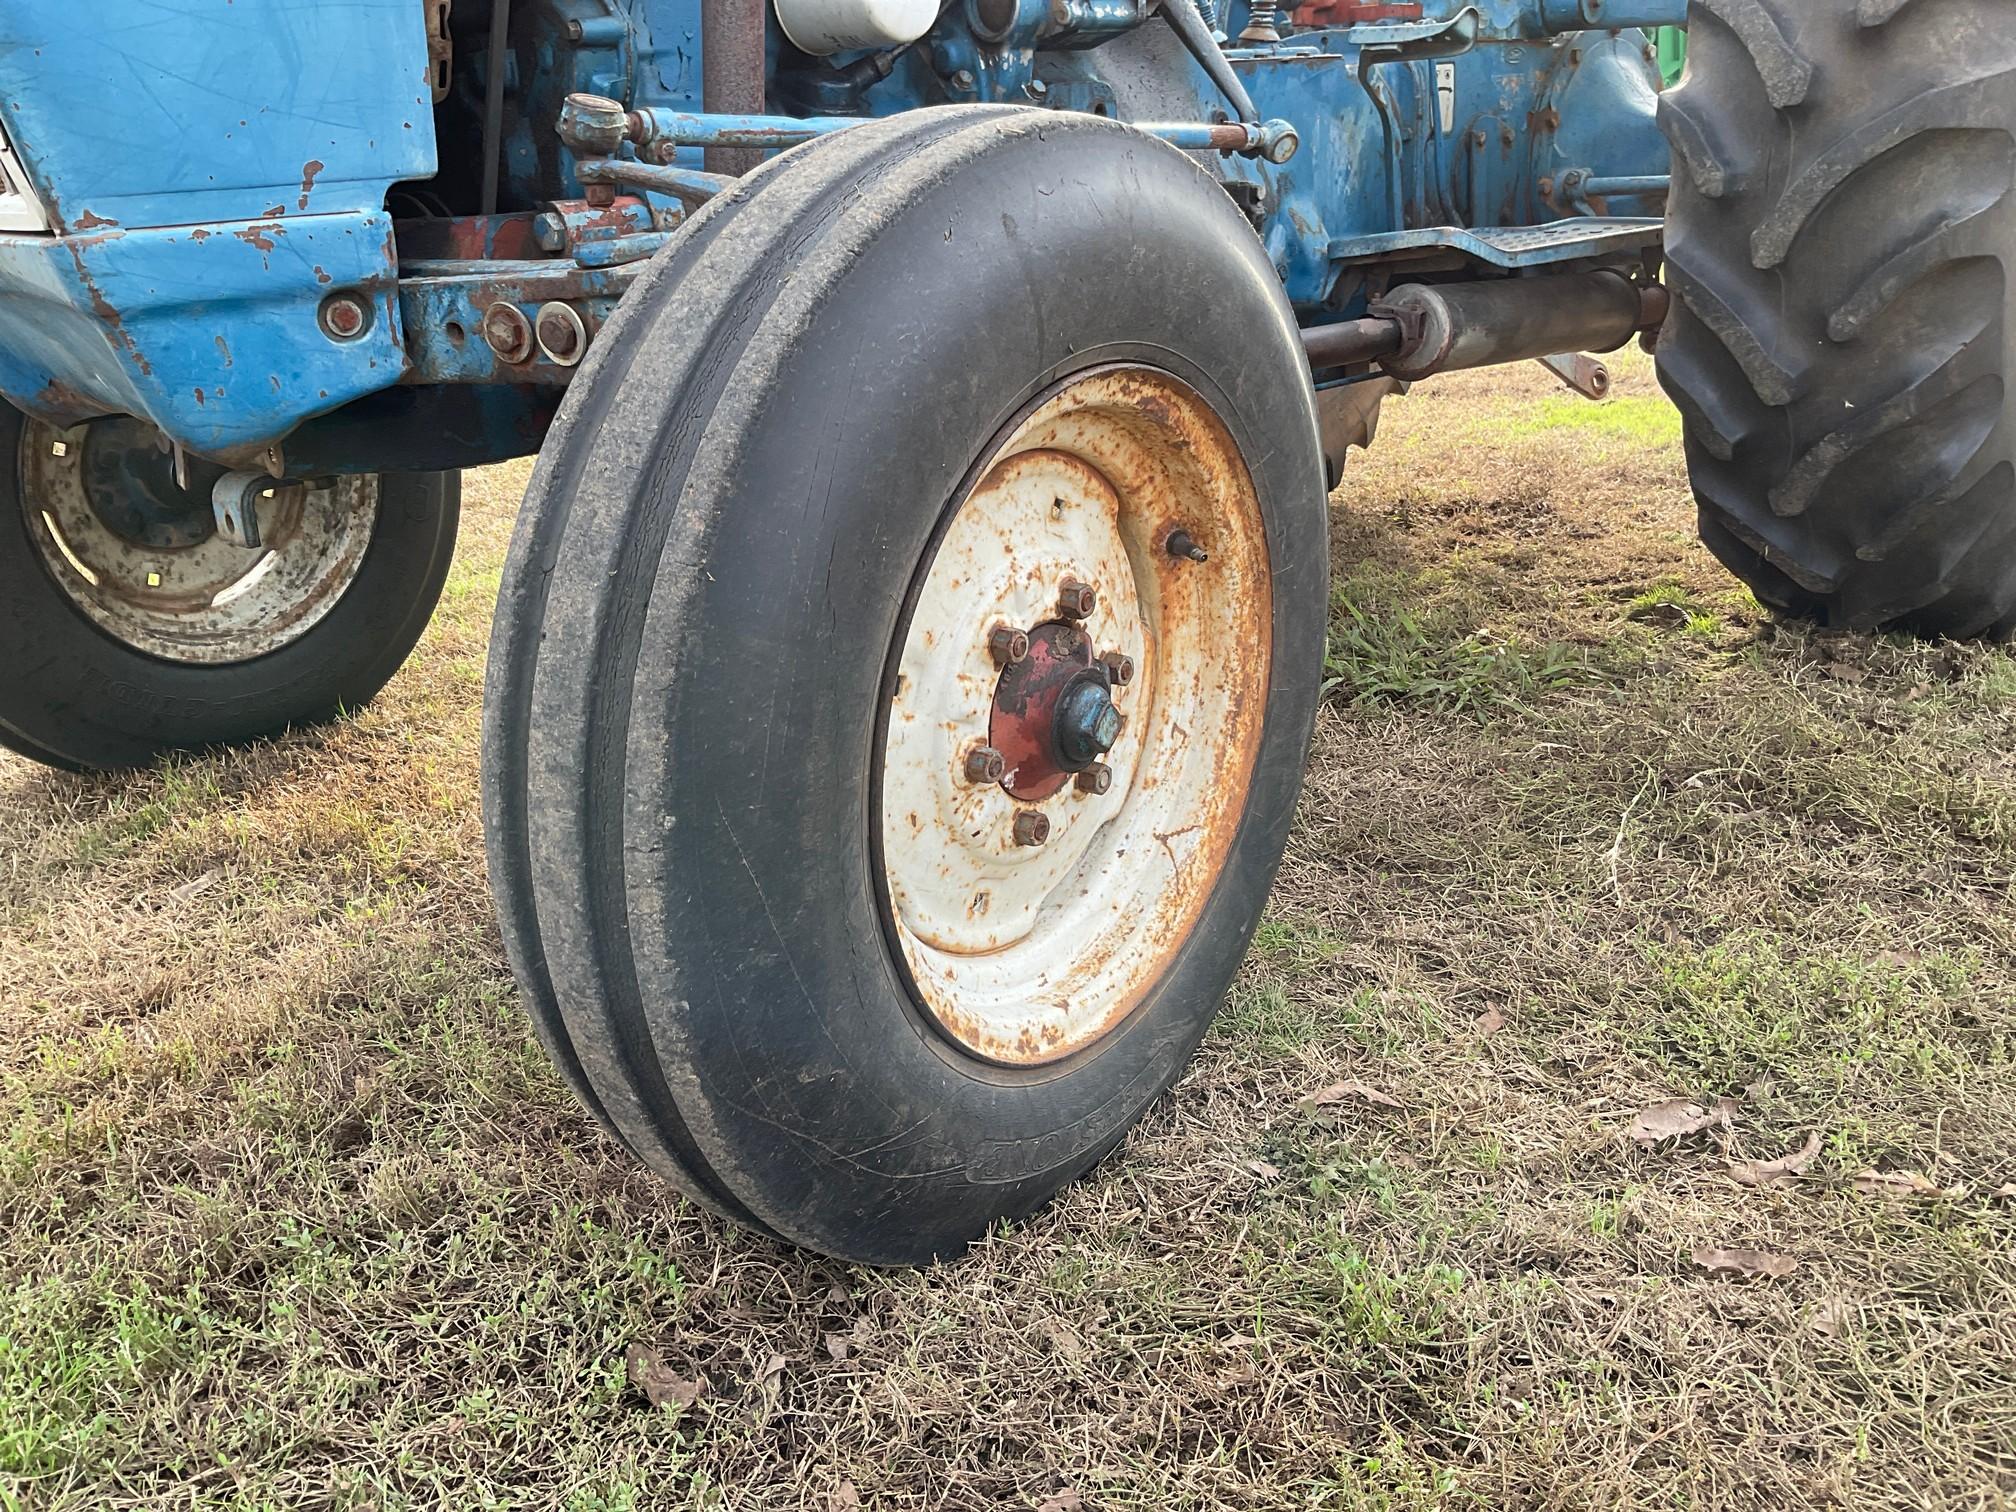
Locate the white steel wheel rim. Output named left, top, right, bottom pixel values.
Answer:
left=879, top=366, right=1272, bottom=1066
left=20, top=418, right=379, bottom=665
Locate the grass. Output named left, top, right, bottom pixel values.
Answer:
left=3, top=349, right=2014, bottom=1509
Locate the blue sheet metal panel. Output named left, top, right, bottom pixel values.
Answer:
left=0, top=212, right=406, bottom=462
left=0, top=1, right=437, bottom=232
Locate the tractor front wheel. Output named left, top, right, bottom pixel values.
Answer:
left=482, top=108, right=1327, bottom=1264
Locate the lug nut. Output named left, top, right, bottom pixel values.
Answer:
left=1098, top=651, right=1135, bottom=686
left=988, top=624, right=1030, bottom=667
left=964, top=745, right=1007, bottom=784
left=1166, top=529, right=1209, bottom=563
left=1058, top=579, right=1097, bottom=619
left=1075, top=762, right=1113, bottom=796
left=1012, top=811, right=1051, bottom=847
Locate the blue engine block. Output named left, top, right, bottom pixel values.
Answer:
left=0, top=0, right=1682, bottom=474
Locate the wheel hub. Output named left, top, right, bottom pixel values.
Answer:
left=18, top=416, right=380, bottom=665
left=877, top=366, right=1272, bottom=1066
left=987, top=620, right=1126, bottom=799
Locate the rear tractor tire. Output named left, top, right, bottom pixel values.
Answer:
left=482, top=108, right=1329, bottom=1264
left=0, top=403, right=459, bottom=771
left=1657, top=0, right=2016, bottom=636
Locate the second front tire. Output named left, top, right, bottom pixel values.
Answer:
left=483, top=108, right=1328, bottom=1264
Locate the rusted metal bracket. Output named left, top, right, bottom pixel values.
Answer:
left=1536, top=351, right=1612, bottom=400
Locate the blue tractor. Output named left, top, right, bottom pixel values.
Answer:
left=2, top=1, right=2007, bottom=1261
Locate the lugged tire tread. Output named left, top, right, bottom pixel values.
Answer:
left=1657, top=0, right=2016, bottom=637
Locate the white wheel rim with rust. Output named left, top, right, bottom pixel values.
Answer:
left=19, top=418, right=379, bottom=665
left=879, top=366, right=1272, bottom=1066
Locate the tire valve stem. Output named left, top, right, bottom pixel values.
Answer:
left=1166, top=529, right=1209, bottom=564
left=1013, top=811, right=1051, bottom=847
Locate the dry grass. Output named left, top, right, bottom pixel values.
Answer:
left=4, top=351, right=2014, bottom=1510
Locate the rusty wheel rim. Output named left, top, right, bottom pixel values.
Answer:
left=878, top=366, right=1272, bottom=1066
left=19, top=417, right=379, bottom=665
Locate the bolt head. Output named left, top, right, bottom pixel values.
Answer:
left=952, top=68, right=976, bottom=90
left=988, top=624, right=1030, bottom=667
left=535, top=304, right=583, bottom=361
left=481, top=302, right=535, bottom=364
left=318, top=293, right=368, bottom=341
left=533, top=212, right=569, bottom=252
left=1058, top=579, right=1097, bottom=619
left=964, top=745, right=1007, bottom=784
left=1099, top=651, right=1135, bottom=686
left=1013, top=810, right=1051, bottom=847
left=1075, top=763, right=1113, bottom=796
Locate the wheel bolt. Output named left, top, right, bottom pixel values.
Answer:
left=964, top=745, right=1007, bottom=784
left=1098, top=651, right=1135, bottom=686
left=988, top=624, right=1030, bottom=667
left=1058, top=579, right=1097, bottom=619
left=1075, top=762, right=1113, bottom=796
left=1013, top=810, right=1051, bottom=847
left=1166, top=529, right=1209, bottom=563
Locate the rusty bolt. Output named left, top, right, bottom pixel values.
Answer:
left=1165, top=529, right=1209, bottom=563
left=318, top=292, right=369, bottom=341
left=1075, top=763, right=1113, bottom=796
left=1098, top=651, right=1135, bottom=686
left=533, top=212, right=569, bottom=253
left=988, top=624, right=1030, bottom=667
left=535, top=302, right=588, bottom=366
left=1058, top=579, right=1097, bottom=619
left=584, top=182, right=617, bottom=208
left=1012, top=810, right=1051, bottom=847
left=964, top=745, right=1007, bottom=785
left=481, top=302, right=535, bottom=365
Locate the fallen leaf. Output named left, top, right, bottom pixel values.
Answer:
left=756, top=1352, right=790, bottom=1386
left=1474, top=1005, right=1506, bottom=1035
left=1728, top=1131, right=1822, bottom=1189
left=1244, top=1158, right=1282, bottom=1181
left=1631, top=1096, right=1736, bottom=1145
left=1808, top=1297, right=1850, bottom=1340
left=167, top=869, right=220, bottom=905
left=1853, top=1169, right=1950, bottom=1200
left=828, top=1483, right=862, bottom=1510
left=824, top=1332, right=851, bottom=1362
left=1821, top=662, right=1868, bottom=684
left=1994, top=1184, right=2016, bottom=1202
left=624, top=1344, right=706, bottom=1409
left=1307, top=1079, right=1402, bottom=1110
left=1035, top=1494, right=1084, bottom=1512
left=1692, top=1247, right=1797, bottom=1280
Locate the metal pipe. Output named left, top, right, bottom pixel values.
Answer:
left=1157, top=0, right=1261, bottom=125
left=480, top=0, right=514, bottom=214
left=704, top=0, right=769, bottom=176
left=1378, top=270, right=1648, bottom=382
left=1536, top=0, right=1688, bottom=30
left=576, top=157, right=738, bottom=205
left=1582, top=175, right=1671, bottom=198
left=626, top=107, right=1299, bottom=161
left=1301, top=317, right=1404, bottom=369
left=1302, top=273, right=1668, bottom=379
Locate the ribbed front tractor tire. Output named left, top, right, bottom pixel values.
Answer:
left=1656, top=0, right=2016, bottom=635
left=481, top=108, right=1328, bottom=1265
